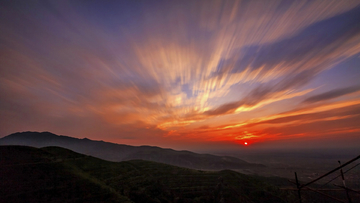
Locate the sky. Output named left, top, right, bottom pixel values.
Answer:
left=1, top=0, right=360, bottom=151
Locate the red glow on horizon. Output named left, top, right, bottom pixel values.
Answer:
left=244, top=142, right=248, bottom=146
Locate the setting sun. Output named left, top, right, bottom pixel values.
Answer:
left=244, top=142, right=248, bottom=146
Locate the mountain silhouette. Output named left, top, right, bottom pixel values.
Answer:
left=0, top=131, right=264, bottom=170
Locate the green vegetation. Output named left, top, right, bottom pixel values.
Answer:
left=1, top=146, right=294, bottom=203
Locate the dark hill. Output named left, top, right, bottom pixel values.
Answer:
left=0, top=146, right=291, bottom=203
left=0, top=131, right=264, bottom=170
left=0, top=146, right=132, bottom=203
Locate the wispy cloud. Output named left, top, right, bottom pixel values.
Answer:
left=204, top=70, right=316, bottom=116
left=303, top=85, right=360, bottom=103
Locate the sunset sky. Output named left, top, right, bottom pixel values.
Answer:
left=1, top=0, right=360, bottom=151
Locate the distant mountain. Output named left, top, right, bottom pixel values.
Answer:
left=0, top=145, right=290, bottom=203
left=0, top=131, right=264, bottom=170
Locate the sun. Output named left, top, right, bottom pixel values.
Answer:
left=244, top=142, right=248, bottom=145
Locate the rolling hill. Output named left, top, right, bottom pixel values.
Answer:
left=0, top=131, right=264, bottom=170
left=0, top=145, right=292, bottom=203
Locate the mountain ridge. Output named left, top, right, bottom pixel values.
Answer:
left=0, top=145, right=290, bottom=203
left=0, top=131, right=264, bottom=170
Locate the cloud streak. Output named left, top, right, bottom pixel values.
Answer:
left=204, top=70, right=316, bottom=116
left=303, top=86, right=360, bottom=103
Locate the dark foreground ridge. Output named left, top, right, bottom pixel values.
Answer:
left=0, top=131, right=264, bottom=170
left=0, top=145, right=291, bottom=203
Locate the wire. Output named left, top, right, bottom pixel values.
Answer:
left=321, top=163, right=360, bottom=187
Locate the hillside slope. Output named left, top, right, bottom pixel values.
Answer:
left=0, top=146, right=132, bottom=203
left=0, top=131, right=264, bottom=170
left=0, top=146, right=291, bottom=203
